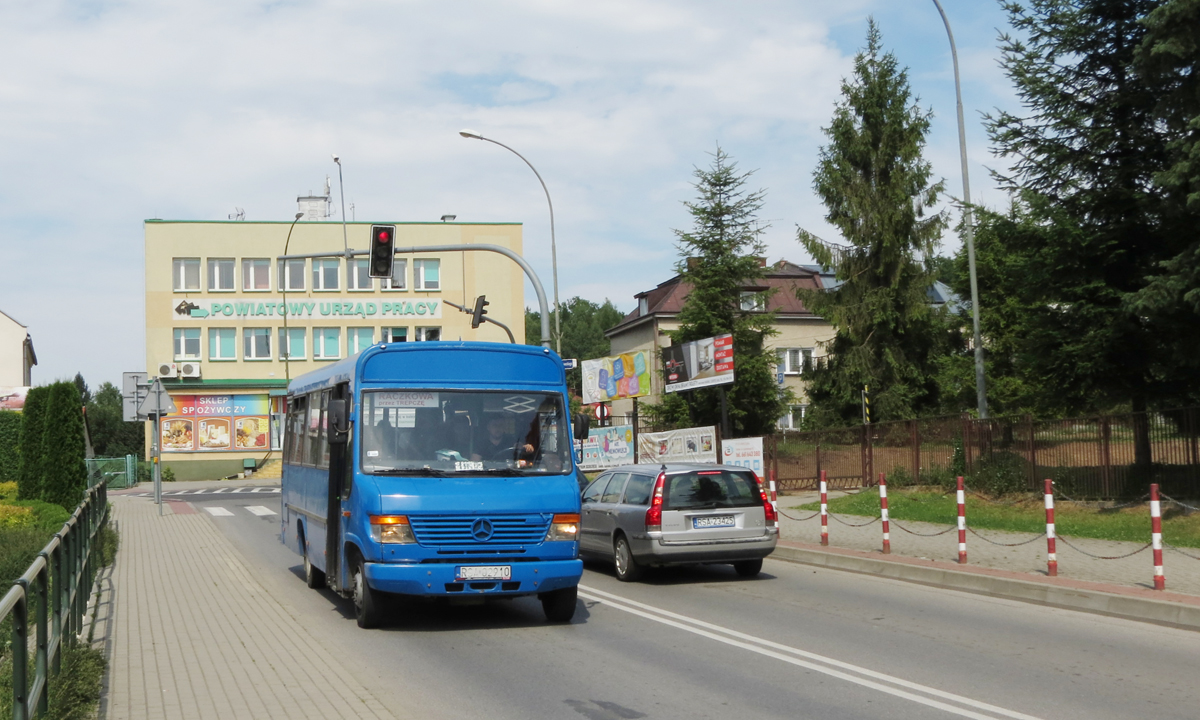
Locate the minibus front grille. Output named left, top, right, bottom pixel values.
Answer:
left=409, top=515, right=550, bottom=547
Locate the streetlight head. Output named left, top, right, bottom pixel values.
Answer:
left=294, top=212, right=304, bottom=220
left=332, top=154, right=340, bottom=164
left=441, top=214, right=456, bottom=222
left=459, top=129, right=483, bottom=140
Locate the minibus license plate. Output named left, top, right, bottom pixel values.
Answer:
left=457, top=565, right=511, bottom=581
left=693, top=515, right=735, bottom=529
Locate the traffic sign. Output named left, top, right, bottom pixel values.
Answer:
left=137, top=378, right=177, bottom=418
left=593, top=404, right=611, bottom=421
left=122, top=371, right=149, bottom=422
left=562, top=358, right=578, bottom=371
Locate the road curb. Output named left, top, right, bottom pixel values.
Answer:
left=770, top=543, right=1200, bottom=631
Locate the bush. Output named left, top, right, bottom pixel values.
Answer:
left=967, top=451, right=1028, bottom=496
left=40, top=382, right=88, bottom=510
left=161, top=465, right=176, bottom=482
left=16, top=385, right=50, bottom=500
left=47, top=643, right=107, bottom=720
left=0, top=481, right=16, bottom=501
left=0, top=526, right=49, bottom=585
left=0, top=504, right=35, bottom=528
left=0, top=411, right=20, bottom=483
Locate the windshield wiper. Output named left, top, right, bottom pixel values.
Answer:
left=373, top=467, right=454, bottom=477
left=473, top=468, right=525, bottom=477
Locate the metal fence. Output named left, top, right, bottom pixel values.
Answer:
left=85, top=456, right=136, bottom=490
left=1, top=480, right=109, bottom=720
left=772, top=407, right=1200, bottom=499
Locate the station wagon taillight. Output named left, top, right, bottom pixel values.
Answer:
left=645, top=471, right=666, bottom=531
left=761, top=491, right=778, bottom=527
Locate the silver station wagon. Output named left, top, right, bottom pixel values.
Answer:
left=579, top=463, right=778, bottom=581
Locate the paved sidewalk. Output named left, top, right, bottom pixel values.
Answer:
left=777, top=491, right=1200, bottom=597
left=97, top=493, right=398, bottom=720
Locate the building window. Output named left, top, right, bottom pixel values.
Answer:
left=208, top=328, right=236, bottom=361
left=382, top=327, right=407, bottom=343
left=242, top=259, right=271, bottom=291
left=173, top=328, right=200, bottom=360
left=313, top=327, right=340, bottom=360
left=413, top=259, right=440, bottom=291
left=208, top=259, right=235, bottom=291
left=776, top=347, right=813, bottom=375
left=244, top=328, right=272, bottom=360
left=279, top=327, right=307, bottom=360
left=173, top=258, right=200, bottom=292
left=638, top=297, right=649, bottom=316
left=347, top=327, right=374, bottom=355
left=777, top=405, right=808, bottom=430
left=312, top=258, right=340, bottom=291
left=740, top=291, right=766, bottom=312
left=348, top=258, right=373, bottom=291
left=278, top=259, right=306, bottom=291
left=415, top=326, right=441, bottom=342
left=382, top=259, right=407, bottom=291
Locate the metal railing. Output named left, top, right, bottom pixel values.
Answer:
left=85, top=456, right=136, bottom=490
left=771, top=407, right=1200, bottom=499
left=1, top=480, right=108, bottom=720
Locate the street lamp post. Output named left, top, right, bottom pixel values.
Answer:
left=459, top=129, right=561, bottom=353
left=931, top=0, right=989, bottom=419
left=281, top=212, right=304, bottom=381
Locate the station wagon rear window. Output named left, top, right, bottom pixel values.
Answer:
left=664, top=470, right=760, bottom=510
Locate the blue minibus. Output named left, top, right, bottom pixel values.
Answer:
left=280, top=341, right=586, bottom=627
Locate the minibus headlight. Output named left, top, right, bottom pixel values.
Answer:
left=545, top=513, right=580, bottom=542
left=369, top=515, right=416, bottom=544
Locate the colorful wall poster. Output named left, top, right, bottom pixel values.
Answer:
left=636, top=426, right=718, bottom=465
left=721, top=436, right=765, bottom=481
left=161, top=394, right=271, bottom=453
left=581, top=351, right=652, bottom=405
left=577, top=424, right=634, bottom=471
left=234, top=416, right=270, bottom=449
left=663, top=334, right=734, bottom=393
left=161, top=418, right=195, bottom=451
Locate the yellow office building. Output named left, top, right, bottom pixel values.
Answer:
left=145, top=219, right=524, bottom=480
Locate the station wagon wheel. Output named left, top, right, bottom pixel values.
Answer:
left=613, top=535, right=642, bottom=582
left=733, top=559, right=763, bottom=578
left=352, top=559, right=383, bottom=628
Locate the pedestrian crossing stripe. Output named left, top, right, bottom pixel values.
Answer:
left=201, top=505, right=278, bottom=517
left=131, top=487, right=279, bottom=497
left=204, top=507, right=234, bottom=516
left=245, top=506, right=277, bottom=516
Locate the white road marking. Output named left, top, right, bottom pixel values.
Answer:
left=577, top=585, right=1044, bottom=720
left=245, top=505, right=277, bottom=516
left=203, top=506, right=234, bottom=517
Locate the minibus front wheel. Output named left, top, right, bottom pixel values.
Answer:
left=352, top=558, right=384, bottom=628
left=540, top=585, right=578, bottom=623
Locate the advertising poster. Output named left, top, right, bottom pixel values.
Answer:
left=721, top=436, right=765, bottom=481
left=636, top=426, right=718, bottom=465
left=0, top=387, right=29, bottom=410
left=663, top=334, right=734, bottom=393
left=581, top=351, right=652, bottom=405
left=577, top=424, right=634, bottom=471
left=161, top=394, right=270, bottom=453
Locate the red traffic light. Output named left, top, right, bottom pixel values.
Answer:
left=377, top=231, right=389, bottom=242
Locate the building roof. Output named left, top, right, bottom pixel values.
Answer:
left=0, top=308, right=27, bottom=329
left=606, top=260, right=825, bottom=337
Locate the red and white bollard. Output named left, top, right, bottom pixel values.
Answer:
left=956, top=476, right=967, bottom=564
left=1044, top=479, right=1057, bottom=577
left=878, top=472, right=890, bottom=554
left=768, top=467, right=779, bottom=517
left=819, top=470, right=829, bottom=546
left=1150, top=483, right=1165, bottom=591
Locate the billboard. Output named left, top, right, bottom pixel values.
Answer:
left=581, top=351, right=652, bottom=405
left=663, top=334, right=734, bottom=393
left=721, top=436, right=765, bottom=481
left=577, top=424, right=634, bottom=471
left=160, top=394, right=271, bottom=452
left=636, top=426, right=718, bottom=465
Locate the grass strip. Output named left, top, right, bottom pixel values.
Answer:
left=795, top=490, right=1200, bottom=548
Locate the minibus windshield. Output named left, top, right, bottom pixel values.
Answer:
left=360, top=390, right=571, bottom=475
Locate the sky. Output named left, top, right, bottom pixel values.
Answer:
left=0, top=0, right=1021, bottom=388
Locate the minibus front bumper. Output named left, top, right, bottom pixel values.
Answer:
left=363, top=558, right=583, bottom=597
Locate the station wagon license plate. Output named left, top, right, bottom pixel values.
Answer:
left=693, top=515, right=735, bottom=529
left=457, top=565, right=512, bottom=581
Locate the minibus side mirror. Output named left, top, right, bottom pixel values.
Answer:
left=573, top=413, right=590, bottom=440
left=328, top=399, right=349, bottom=445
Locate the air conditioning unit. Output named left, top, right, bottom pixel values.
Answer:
left=159, top=363, right=178, bottom=378
left=179, top=362, right=202, bottom=378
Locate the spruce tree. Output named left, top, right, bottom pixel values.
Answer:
left=984, top=0, right=1187, bottom=422
left=16, top=385, right=50, bottom=500
left=40, top=381, right=88, bottom=509
left=668, top=146, right=789, bottom=437
left=797, top=21, right=947, bottom=426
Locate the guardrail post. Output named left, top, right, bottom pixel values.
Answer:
left=878, top=473, right=890, bottom=554
left=1044, top=479, right=1057, bottom=577
left=1151, top=483, right=1165, bottom=590
left=819, top=471, right=829, bottom=546
left=35, top=557, right=50, bottom=716
left=13, top=581, right=29, bottom=720
left=52, top=533, right=64, bottom=675
left=957, top=476, right=967, bottom=564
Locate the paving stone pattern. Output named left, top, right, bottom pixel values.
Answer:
left=101, top=496, right=397, bottom=720
left=777, top=491, right=1200, bottom=597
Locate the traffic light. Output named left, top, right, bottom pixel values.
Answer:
left=471, top=295, right=490, bottom=328
left=368, top=224, right=396, bottom=278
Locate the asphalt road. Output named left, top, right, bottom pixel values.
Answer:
left=186, top=491, right=1200, bottom=720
